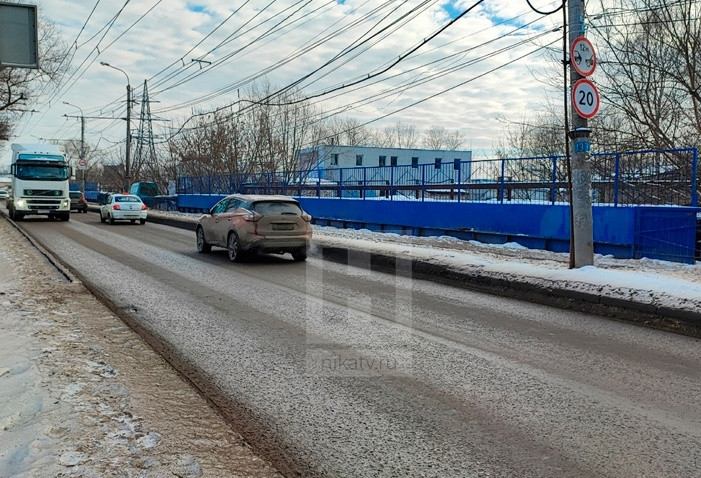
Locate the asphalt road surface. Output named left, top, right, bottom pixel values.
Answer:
left=14, top=213, right=701, bottom=477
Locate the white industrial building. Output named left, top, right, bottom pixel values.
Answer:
left=296, top=145, right=472, bottom=172
left=295, top=145, right=473, bottom=198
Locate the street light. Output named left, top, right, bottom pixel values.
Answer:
left=63, top=101, right=86, bottom=193
left=100, top=61, right=132, bottom=192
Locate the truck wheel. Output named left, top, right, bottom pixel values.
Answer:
left=60, top=213, right=70, bottom=221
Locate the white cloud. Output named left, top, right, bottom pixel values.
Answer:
left=3, top=0, right=582, bottom=168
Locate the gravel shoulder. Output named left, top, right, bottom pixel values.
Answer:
left=0, top=215, right=281, bottom=477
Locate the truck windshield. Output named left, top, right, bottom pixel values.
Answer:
left=15, top=164, right=70, bottom=181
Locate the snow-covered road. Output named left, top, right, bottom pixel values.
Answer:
left=5, top=211, right=700, bottom=477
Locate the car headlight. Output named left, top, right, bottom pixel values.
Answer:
left=16, top=199, right=26, bottom=208
left=62, top=199, right=70, bottom=208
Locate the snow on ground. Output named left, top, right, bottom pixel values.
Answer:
left=0, top=217, right=281, bottom=477
left=309, top=226, right=701, bottom=312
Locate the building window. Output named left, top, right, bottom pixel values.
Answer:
left=379, top=155, right=386, bottom=167
left=390, top=156, right=398, bottom=166
left=454, top=158, right=461, bottom=170
left=411, top=157, right=419, bottom=168
left=435, top=158, right=442, bottom=169
left=331, top=153, right=339, bottom=166
left=356, top=155, right=363, bottom=166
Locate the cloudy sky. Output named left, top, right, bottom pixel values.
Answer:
left=3, top=0, right=595, bottom=168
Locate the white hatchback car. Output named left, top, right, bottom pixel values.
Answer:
left=100, top=194, right=148, bottom=225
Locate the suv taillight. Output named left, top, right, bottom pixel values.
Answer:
left=243, top=211, right=262, bottom=222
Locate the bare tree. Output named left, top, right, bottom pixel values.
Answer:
left=422, top=125, right=465, bottom=150
left=167, top=81, right=327, bottom=191
left=375, top=121, right=419, bottom=148
left=593, top=0, right=701, bottom=151
left=324, top=117, right=373, bottom=146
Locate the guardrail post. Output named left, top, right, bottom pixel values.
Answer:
left=363, top=167, right=367, bottom=200
left=691, top=148, right=698, bottom=207
left=390, top=166, right=394, bottom=200
left=457, top=162, right=462, bottom=203
left=339, top=168, right=343, bottom=198
left=499, top=158, right=506, bottom=204
left=317, top=174, right=321, bottom=198
left=551, top=156, right=557, bottom=205
left=421, top=165, right=426, bottom=202
left=614, top=153, right=621, bottom=207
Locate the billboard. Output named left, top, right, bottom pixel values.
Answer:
left=0, top=2, right=38, bottom=68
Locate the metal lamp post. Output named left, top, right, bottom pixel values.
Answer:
left=100, top=61, right=132, bottom=192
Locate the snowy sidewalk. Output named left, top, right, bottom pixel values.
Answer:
left=0, top=216, right=281, bottom=477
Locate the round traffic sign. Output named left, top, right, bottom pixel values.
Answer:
left=571, top=36, right=597, bottom=77
left=77, top=158, right=87, bottom=170
left=572, top=78, right=600, bottom=119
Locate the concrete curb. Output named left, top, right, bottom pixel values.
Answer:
left=317, top=247, right=701, bottom=338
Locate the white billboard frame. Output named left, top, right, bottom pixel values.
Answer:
left=0, top=2, right=38, bottom=69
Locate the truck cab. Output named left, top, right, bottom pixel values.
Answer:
left=7, top=143, right=72, bottom=221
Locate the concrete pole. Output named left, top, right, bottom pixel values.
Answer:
left=80, top=115, right=86, bottom=193
left=125, top=84, right=132, bottom=192
left=568, top=0, right=594, bottom=267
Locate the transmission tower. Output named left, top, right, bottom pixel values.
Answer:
left=134, top=79, right=158, bottom=181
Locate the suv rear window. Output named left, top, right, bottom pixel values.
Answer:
left=69, top=192, right=82, bottom=198
left=253, top=201, right=302, bottom=216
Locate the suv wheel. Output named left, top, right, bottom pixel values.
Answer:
left=227, top=232, right=242, bottom=262
left=196, top=227, right=211, bottom=253
left=292, top=248, right=308, bottom=262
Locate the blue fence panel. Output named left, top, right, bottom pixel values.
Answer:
left=175, top=148, right=697, bottom=207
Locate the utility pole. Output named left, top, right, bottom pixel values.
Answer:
left=100, top=62, right=132, bottom=192
left=80, top=114, right=86, bottom=192
left=568, top=0, right=595, bottom=267
left=63, top=101, right=87, bottom=192
left=125, top=83, right=132, bottom=192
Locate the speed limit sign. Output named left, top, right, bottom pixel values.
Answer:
left=572, top=78, right=600, bottom=119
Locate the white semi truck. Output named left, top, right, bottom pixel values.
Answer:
left=7, top=143, right=72, bottom=221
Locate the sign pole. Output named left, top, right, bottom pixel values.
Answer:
left=568, top=0, right=594, bottom=267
